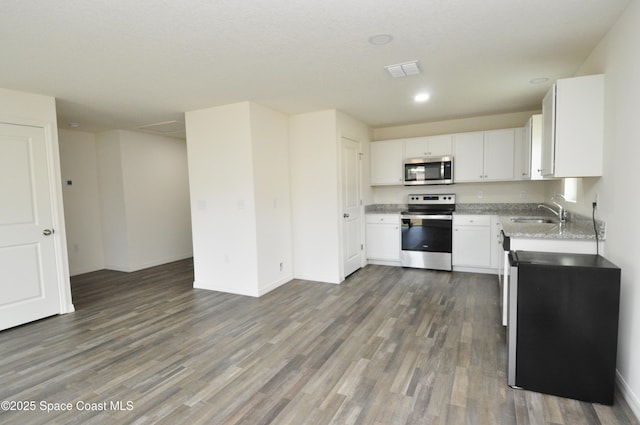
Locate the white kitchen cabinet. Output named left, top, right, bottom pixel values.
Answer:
left=453, top=129, right=515, bottom=183
left=453, top=215, right=492, bottom=268
left=491, top=216, right=502, bottom=269
left=366, top=214, right=401, bottom=262
left=514, top=126, right=531, bottom=180
left=484, top=129, right=515, bottom=181
left=525, top=114, right=544, bottom=180
left=370, top=140, right=403, bottom=185
left=404, top=134, right=452, bottom=159
left=452, top=131, right=485, bottom=182
left=540, top=74, right=604, bottom=177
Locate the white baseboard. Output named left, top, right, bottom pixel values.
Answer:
left=192, top=276, right=293, bottom=298
left=257, top=275, right=294, bottom=297
left=452, top=265, right=498, bottom=275
left=106, top=253, right=193, bottom=273
left=69, top=264, right=105, bottom=277
left=367, top=259, right=402, bottom=267
left=292, top=272, right=341, bottom=284
left=193, top=280, right=257, bottom=297
left=617, top=370, right=640, bottom=421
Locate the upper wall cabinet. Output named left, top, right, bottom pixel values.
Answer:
left=540, top=74, right=604, bottom=177
left=515, top=115, right=542, bottom=181
left=404, top=134, right=452, bottom=159
left=453, top=129, right=515, bottom=183
left=513, top=127, right=530, bottom=180
left=370, top=139, right=404, bottom=185
left=525, top=114, right=544, bottom=180
left=453, top=131, right=484, bottom=182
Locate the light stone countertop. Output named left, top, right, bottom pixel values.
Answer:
left=365, top=203, right=605, bottom=241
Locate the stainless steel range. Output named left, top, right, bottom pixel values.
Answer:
left=400, top=194, right=455, bottom=271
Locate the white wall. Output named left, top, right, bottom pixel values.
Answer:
left=544, top=1, right=640, bottom=417
left=289, top=110, right=342, bottom=283
left=0, top=87, right=73, bottom=313
left=118, top=130, right=193, bottom=270
left=373, top=181, right=546, bottom=205
left=186, top=102, right=292, bottom=296
left=58, top=129, right=105, bottom=275
left=372, top=110, right=539, bottom=141
left=96, top=130, right=192, bottom=272
left=250, top=103, right=294, bottom=294
left=96, top=131, right=130, bottom=270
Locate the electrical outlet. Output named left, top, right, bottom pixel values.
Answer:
left=519, top=191, right=527, bottom=199
left=477, top=191, right=484, bottom=199
left=594, top=193, right=599, bottom=209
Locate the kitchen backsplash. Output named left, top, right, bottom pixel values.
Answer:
left=371, top=180, right=546, bottom=204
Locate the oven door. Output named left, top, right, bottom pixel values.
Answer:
left=400, top=214, right=453, bottom=270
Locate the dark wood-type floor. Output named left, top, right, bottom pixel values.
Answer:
left=0, top=259, right=637, bottom=425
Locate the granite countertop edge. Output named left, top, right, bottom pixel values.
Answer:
left=365, top=203, right=605, bottom=241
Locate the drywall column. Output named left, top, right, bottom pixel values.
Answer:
left=185, top=101, right=292, bottom=297
left=249, top=103, right=294, bottom=294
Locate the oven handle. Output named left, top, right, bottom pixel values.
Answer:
left=400, top=214, right=453, bottom=220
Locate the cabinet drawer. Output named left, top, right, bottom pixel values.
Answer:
left=366, top=214, right=400, bottom=225
left=453, top=215, right=491, bottom=226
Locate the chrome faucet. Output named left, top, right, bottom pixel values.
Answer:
left=538, top=195, right=568, bottom=223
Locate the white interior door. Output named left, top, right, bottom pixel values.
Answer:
left=341, top=137, right=361, bottom=278
left=0, top=122, right=61, bottom=330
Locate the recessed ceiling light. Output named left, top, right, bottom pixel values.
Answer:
left=368, top=33, right=394, bottom=46
left=414, top=93, right=430, bottom=103
left=68, top=122, right=80, bottom=128
left=529, top=77, right=549, bottom=85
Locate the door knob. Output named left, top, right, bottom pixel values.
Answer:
left=343, top=213, right=350, bottom=218
left=43, top=229, right=54, bottom=236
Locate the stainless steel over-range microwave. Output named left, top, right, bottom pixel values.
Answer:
left=403, top=156, right=453, bottom=185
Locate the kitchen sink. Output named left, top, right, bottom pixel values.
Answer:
left=510, top=217, right=556, bottom=224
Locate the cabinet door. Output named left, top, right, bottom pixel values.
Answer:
left=540, top=85, right=556, bottom=176
left=371, top=140, right=403, bottom=185
left=453, top=132, right=484, bottom=182
left=514, top=126, right=531, bottom=180
left=529, top=114, right=544, bottom=180
left=491, top=216, right=502, bottom=269
left=453, top=225, right=491, bottom=267
left=366, top=223, right=400, bottom=261
left=403, top=137, right=429, bottom=159
left=484, top=129, right=515, bottom=181
left=404, top=135, right=452, bottom=159
left=426, top=134, right=453, bottom=157
left=554, top=75, right=604, bottom=177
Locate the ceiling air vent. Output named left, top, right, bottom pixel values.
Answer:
left=137, top=120, right=186, bottom=139
left=385, top=61, right=421, bottom=78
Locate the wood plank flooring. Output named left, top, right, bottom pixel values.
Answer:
left=0, top=259, right=637, bottom=425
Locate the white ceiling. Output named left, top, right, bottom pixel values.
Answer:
left=0, top=0, right=630, bottom=138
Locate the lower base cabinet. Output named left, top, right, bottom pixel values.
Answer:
left=453, top=215, right=492, bottom=268
left=366, top=214, right=400, bottom=262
